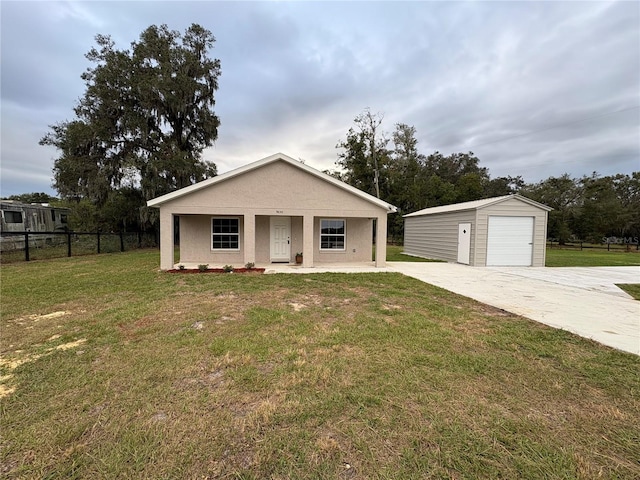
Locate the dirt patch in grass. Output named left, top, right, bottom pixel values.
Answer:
left=18, top=310, right=69, bottom=322
left=0, top=382, right=16, bottom=398
left=0, top=334, right=87, bottom=398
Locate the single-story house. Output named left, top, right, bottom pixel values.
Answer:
left=147, top=153, right=397, bottom=270
left=403, top=194, right=552, bottom=267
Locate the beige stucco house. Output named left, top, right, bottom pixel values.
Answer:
left=147, top=153, right=397, bottom=270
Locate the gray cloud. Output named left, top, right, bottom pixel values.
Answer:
left=1, top=0, right=638, bottom=198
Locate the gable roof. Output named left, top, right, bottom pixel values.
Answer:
left=147, top=152, right=397, bottom=212
left=403, top=194, right=551, bottom=217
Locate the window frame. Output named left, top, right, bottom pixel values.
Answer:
left=319, top=218, right=346, bottom=251
left=4, top=211, right=23, bottom=224
left=211, top=217, right=240, bottom=251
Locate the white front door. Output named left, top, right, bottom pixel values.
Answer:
left=457, top=223, right=471, bottom=264
left=270, top=217, right=291, bottom=262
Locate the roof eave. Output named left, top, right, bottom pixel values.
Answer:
left=403, top=206, right=475, bottom=218
left=147, top=152, right=398, bottom=213
left=403, top=194, right=552, bottom=217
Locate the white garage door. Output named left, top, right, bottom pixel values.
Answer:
left=486, top=216, right=534, bottom=266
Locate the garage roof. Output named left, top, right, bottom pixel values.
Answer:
left=404, top=194, right=552, bottom=217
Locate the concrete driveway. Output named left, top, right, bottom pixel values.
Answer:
left=389, top=263, right=640, bottom=355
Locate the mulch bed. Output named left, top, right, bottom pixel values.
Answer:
left=167, top=268, right=265, bottom=274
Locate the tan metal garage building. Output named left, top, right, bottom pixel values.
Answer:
left=403, top=194, right=552, bottom=267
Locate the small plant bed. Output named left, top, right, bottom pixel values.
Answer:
left=168, top=267, right=265, bottom=274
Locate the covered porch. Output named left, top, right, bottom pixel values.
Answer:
left=159, top=209, right=389, bottom=270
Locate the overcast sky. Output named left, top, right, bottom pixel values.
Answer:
left=1, top=0, right=639, bottom=198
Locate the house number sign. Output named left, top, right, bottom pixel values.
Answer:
left=276, top=210, right=284, bottom=214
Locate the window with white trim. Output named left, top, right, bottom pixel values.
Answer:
left=212, top=217, right=239, bottom=250
left=320, top=219, right=345, bottom=250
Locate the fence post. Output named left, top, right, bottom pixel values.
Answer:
left=97, top=231, right=101, bottom=254
left=24, top=232, right=30, bottom=261
left=120, top=232, right=124, bottom=252
left=67, top=232, right=72, bottom=257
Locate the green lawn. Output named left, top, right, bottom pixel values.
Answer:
left=1, top=251, right=639, bottom=479
left=387, top=244, right=640, bottom=267
left=546, top=247, right=640, bottom=267
left=384, top=245, right=442, bottom=262
left=617, top=284, right=640, bottom=300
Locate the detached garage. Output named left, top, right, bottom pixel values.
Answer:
left=403, top=194, right=551, bottom=267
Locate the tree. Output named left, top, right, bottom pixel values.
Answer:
left=522, top=174, right=581, bottom=244
left=456, top=173, right=485, bottom=202
left=335, top=108, right=389, bottom=198
left=612, top=172, right=640, bottom=239
left=334, top=126, right=370, bottom=193
left=419, top=151, right=490, bottom=206
left=383, top=123, right=428, bottom=240
left=573, top=173, right=640, bottom=243
left=359, top=109, right=386, bottom=199
left=423, top=151, right=488, bottom=188
left=388, top=123, right=426, bottom=210
left=483, top=176, right=525, bottom=197
left=4, top=192, right=58, bottom=204
left=424, top=174, right=457, bottom=206
left=40, top=24, right=221, bottom=230
left=519, top=172, right=639, bottom=244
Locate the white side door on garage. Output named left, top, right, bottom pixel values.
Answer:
left=486, top=216, right=534, bottom=266
left=457, top=223, right=471, bottom=264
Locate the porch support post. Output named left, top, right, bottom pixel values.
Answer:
left=244, top=213, right=256, bottom=266
left=375, top=214, right=387, bottom=267
left=159, top=209, right=175, bottom=270
left=302, top=214, right=314, bottom=267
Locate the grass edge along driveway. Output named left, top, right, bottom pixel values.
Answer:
left=1, top=250, right=639, bottom=479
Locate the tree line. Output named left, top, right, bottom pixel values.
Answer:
left=331, top=109, right=640, bottom=244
